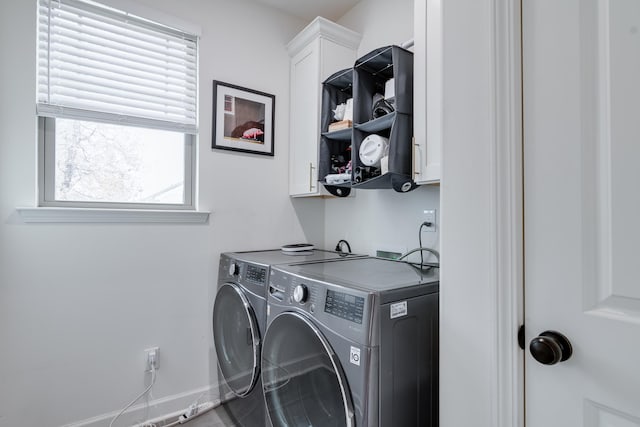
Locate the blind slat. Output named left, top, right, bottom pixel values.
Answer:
left=45, top=78, right=196, bottom=112
left=36, top=103, right=197, bottom=134
left=38, top=54, right=197, bottom=89
left=37, top=0, right=198, bottom=128
left=48, top=20, right=197, bottom=62
left=38, top=0, right=196, bottom=41
left=41, top=65, right=196, bottom=98
left=44, top=6, right=197, bottom=47
left=40, top=94, right=196, bottom=121
left=47, top=36, right=196, bottom=76
left=38, top=42, right=197, bottom=83
left=39, top=12, right=197, bottom=58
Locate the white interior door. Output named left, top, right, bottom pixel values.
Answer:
left=523, top=0, right=640, bottom=425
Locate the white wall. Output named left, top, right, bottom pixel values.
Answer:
left=330, top=0, right=441, bottom=259
left=0, top=1, right=321, bottom=426
left=338, top=0, right=413, bottom=54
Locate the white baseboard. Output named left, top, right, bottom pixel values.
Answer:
left=60, top=385, right=222, bottom=427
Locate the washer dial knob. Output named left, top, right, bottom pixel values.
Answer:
left=228, top=262, right=239, bottom=276
left=293, top=284, right=308, bottom=304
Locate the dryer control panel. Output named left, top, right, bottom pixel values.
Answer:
left=245, top=264, right=267, bottom=285
left=219, top=254, right=269, bottom=298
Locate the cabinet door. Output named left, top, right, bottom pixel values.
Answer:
left=413, top=0, right=442, bottom=184
left=289, top=41, right=321, bottom=197
left=289, top=38, right=358, bottom=197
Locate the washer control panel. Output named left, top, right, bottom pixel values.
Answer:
left=268, top=266, right=370, bottom=342
left=324, top=289, right=365, bottom=324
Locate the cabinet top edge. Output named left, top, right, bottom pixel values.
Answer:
left=287, top=16, right=362, bottom=56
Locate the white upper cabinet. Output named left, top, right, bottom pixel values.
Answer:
left=413, top=0, right=442, bottom=184
left=287, top=17, right=361, bottom=197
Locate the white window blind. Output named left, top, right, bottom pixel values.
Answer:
left=37, top=0, right=198, bottom=133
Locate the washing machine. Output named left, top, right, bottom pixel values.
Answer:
left=261, top=257, right=439, bottom=427
left=212, top=249, right=365, bottom=426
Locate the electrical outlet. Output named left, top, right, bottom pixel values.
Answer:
left=422, top=209, right=436, bottom=232
left=145, top=347, right=159, bottom=371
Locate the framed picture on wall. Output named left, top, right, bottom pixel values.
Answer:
left=211, top=81, right=275, bottom=156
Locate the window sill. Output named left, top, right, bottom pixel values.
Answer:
left=16, top=207, right=210, bottom=224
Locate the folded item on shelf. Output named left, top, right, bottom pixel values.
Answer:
left=328, top=120, right=353, bottom=132
left=380, top=155, right=389, bottom=174
left=325, top=173, right=352, bottom=184
left=344, top=98, right=354, bottom=121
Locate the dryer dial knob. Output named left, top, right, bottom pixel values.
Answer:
left=228, top=262, right=239, bottom=276
left=293, top=284, right=308, bottom=304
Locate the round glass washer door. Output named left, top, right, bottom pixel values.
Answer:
left=262, top=311, right=354, bottom=427
left=212, top=283, right=260, bottom=397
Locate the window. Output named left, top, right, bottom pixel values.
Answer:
left=224, top=95, right=235, bottom=115
left=37, top=0, right=198, bottom=210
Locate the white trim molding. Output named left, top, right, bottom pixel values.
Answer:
left=439, top=0, right=523, bottom=426
left=17, top=207, right=210, bottom=224
left=60, top=385, right=218, bottom=427
left=286, top=16, right=361, bottom=56
left=493, top=0, right=524, bottom=426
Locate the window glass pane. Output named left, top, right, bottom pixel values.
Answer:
left=54, top=118, right=185, bottom=204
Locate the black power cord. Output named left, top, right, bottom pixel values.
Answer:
left=419, top=221, right=432, bottom=267
left=398, top=222, right=439, bottom=271
left=335, top=239, right=352, bottom=254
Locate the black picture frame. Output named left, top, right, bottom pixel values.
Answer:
left=211, top=80, right=275, bottom=156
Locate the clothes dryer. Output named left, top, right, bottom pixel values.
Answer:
left=262, top=257, right=439, bottom=427
left=212, top=249, right=365, bottom=426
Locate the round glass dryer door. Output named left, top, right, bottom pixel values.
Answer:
left=262, top=312, right=354, bottom=427
left=212, top=283, right=260, bottom=397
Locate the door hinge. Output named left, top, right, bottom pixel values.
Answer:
left=518, top=324, right=525, bottom=350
